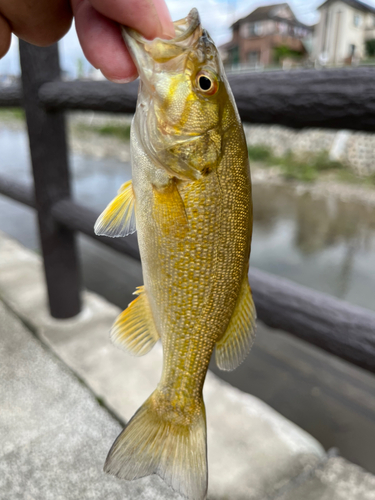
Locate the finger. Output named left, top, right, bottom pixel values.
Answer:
left=0, top=0, right=72, bottom=47
left=0, top=14, right=11, bottom=59
left=72, top=0, right=137, bottom=82
left=152, top=0, right=175, bottom=39
left=87, top=0, right=175, bottom=40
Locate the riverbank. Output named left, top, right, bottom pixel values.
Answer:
left=2, top=109, right=375, bottom=208
left=251, top=162, right=375, bottom=208
left=68, top=113, right=375, bottom=209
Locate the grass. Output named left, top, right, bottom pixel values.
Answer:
left=335, top=169, right=364, bottom=185
left=0, top=108, right=25, bottom=120
left=339, top=171, right=375, bottom=187
left=278, top=150, right=345, bottom=182
left=247, top=145, right=272, bottom=162
left=366, top=172, right=375, bottom=186
left=248, top=145, right=347, bottom=183
left=79, top=123, right=131, bottom=140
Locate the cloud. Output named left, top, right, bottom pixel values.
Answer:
left=2, top=0, right=375, bottom=77
left=0, top=35, right=20, bottom=76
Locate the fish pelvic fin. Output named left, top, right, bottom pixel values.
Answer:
left=111, top=286, right=160, bottom=356
left=104, top=390, right=208, bottom=500
left=215, top=272, right=257, bottom=371
left=94, top=180, right=136, bottom=238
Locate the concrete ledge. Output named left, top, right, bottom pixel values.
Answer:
left=279, top=456, right=375, bottom=500
left=0, top=232, right=327, bottom=499
left=0, top=301, right=177, bottom=499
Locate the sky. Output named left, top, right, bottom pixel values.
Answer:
left=1, top=0, right=375, bottom=77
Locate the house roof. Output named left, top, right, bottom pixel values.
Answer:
left=231, top=2, right=312, bottom=30
left=318, top=0, right=375, bottom=14
left=240, top=3, right=290, bottom=22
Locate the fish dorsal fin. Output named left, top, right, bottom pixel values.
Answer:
left=152, top=180, right=189, bottom=238
left=111, top=286, right=160, bottom=356
left=94, top=180, right=136, bottom=238
left=215, top=274, right=257, bottom=371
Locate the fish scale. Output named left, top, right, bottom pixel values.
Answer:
left=95, top=8, right=256, bottom=500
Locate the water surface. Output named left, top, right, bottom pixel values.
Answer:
left=1, top=126, right=375, bottom=312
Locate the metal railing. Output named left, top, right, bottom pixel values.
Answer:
left=1, top=41, right=375, bottom=373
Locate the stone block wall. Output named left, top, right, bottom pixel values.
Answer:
left=243, top=125, right=375, bottom=176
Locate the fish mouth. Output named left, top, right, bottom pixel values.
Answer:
left=121, top=8, right=203, bottom=75
left=124, top=8, right=201, bottom=45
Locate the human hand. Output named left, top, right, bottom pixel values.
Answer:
left=0, top=0, right=73, bottom=60
left=0, top=0, right=174, bottom=82
left=71, top=0, right=174, bottom=82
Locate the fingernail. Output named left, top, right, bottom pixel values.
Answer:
left=101, top=70, right=138, bottom=83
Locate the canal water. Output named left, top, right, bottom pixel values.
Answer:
left=1, top=126, right=374, bottom=313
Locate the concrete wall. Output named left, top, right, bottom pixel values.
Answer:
left=244, top=124, right=375, bottom=176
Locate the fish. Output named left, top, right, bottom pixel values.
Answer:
left=94, top=8, right=256, bottom=500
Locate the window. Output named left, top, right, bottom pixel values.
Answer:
left=279, top=22, right=288, bottom=34
left=239, top=23, right=248, bottom=38
left=247, top=22, right=263, bottom=36
left=248, top=51, right=260, bottom=66
left=266, top=21, right=275, bottom=35
left=354, top=14, right=362, bottom=27
left=349, top=44, right=356, bottom=56
left=254, top=22, right=263, bottom=35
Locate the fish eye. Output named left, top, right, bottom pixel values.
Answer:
left=199, top=76, right=212, bottom=91
left=196, top=71, right=218, bottom=95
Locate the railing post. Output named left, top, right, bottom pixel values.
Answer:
left=19, top=41, right=81, bottom=318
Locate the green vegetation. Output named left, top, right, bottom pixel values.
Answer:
left=247, top=145, right=272, bottom=161
left=368, top=173, right=375, bottom=186
left=278, top=150, right=344, bottom=182
left=79, top=123, right=131, bottom=140
left=335, top=169, right=364, bottom=185
left=95, top=396, right=106, bottom=408
left=0, top=108, right=25, bottom=120
left=248, top=145, right=346, bottom=182
left=366, top=39, right=375, bottom=58
left=274, top=45, right=303, bottom=63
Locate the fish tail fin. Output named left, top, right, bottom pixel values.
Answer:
left=104, top=390, right=208, bottom=500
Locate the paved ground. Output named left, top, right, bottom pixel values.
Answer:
left=0, top=301, right=178, bottom=500
left=1, top=231, right=375, bottom=499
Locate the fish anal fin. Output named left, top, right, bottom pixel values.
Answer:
left=215, top=274, right=257, bottom=371
left=152, top=180, right=189, bottom=237
left=111, top=286, right=160, bottom=356
left=94, top=180, right=136, bottom=238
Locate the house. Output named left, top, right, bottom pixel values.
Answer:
left=313, top=0, right=375, bottom=64
left=220, top=3, right=313, bottom=68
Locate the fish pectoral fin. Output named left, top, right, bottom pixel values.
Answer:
left=152, top=180, right=189, bottom=237
left=94, top=180, right=136, bottom=238
left=111, top=286, right=160, bottom=356
left=215, top=274, right=257, bottom=371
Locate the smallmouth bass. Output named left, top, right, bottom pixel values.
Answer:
left=95, top=8, right=256, bottom=500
